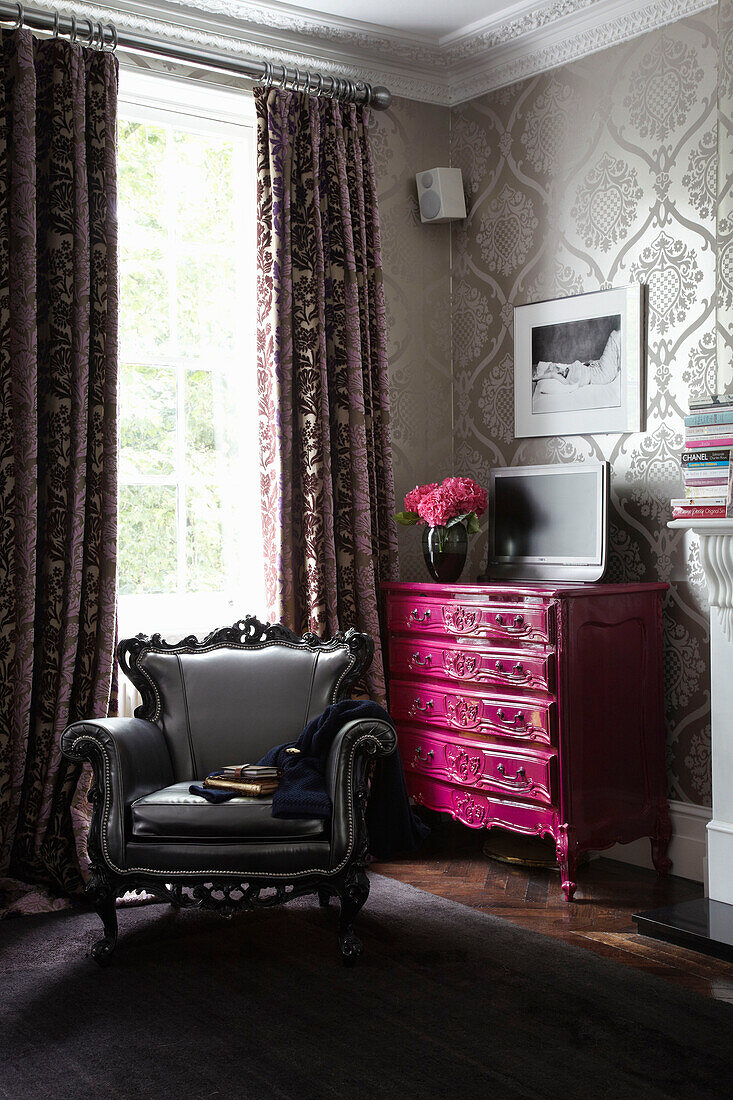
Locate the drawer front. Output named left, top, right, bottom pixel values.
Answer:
left=390, top=637, right=553, bottom=694
left=386, top=594, right=553, bottom=644
left=405, top=773, right=558, bottom=835
left=389, top=680, right=553, bottom=745
left=399, top=728, right=555, bottom=805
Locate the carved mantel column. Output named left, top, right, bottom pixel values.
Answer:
left=670, top=519, right=733, bottom=905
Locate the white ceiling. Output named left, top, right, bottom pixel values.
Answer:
left=261, top=0, right=516, bottom=43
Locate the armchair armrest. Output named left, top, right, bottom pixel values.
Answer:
left=324, top=717, right=396, bottom=870
left=62, top=718, right=174, bottom=870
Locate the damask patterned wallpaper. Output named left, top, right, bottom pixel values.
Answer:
left=451, top=11, right=718, bottom=806
left=370, top=98, right=453, bottom=582
left=718, top=0, right=733, bottom=391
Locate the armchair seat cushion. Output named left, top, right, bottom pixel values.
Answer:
left=131, top=783, right=328, bottom=843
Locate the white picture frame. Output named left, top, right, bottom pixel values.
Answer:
left=513, top=284, right=645, bottom=439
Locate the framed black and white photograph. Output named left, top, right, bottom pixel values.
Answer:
left=513, top=285, right=645, bottom=438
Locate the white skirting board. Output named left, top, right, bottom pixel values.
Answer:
left=594, top=800, right=711, bottom=885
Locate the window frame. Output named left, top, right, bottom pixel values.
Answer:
left=116, top=66, right=261, bottom=641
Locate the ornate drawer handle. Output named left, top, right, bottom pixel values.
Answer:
left=410, top=608, right=431, bottom=622
left=496, top=708, right=525, bottom=726
left=494, top=660, right=526, bottom=677
left=496, top=763, right=527, bottom=783
left=414, top=746, right=434, bottom=763
left=411, top=652, right=432, bottom=667
left=494, top=613, right=526, bottom=631
left=413, top=698, right=433, bottom=712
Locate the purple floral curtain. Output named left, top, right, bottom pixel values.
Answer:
left=0, top=30, right=118, bottom=913
left=256, top=88, right=398, bottom=702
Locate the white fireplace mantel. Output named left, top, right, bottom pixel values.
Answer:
left=670, top=518, right=733, bottom=905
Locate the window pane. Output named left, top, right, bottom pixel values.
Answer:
left=118, top=120, right=167, bottom=235
left=118, top=485, right=177, bottom=594
left=174, top=131, right=235, bottom=245
left=185, top=368, right=216, bottom=480
left=116, top=77, right=263, bottom=623
left=186, top=483, right=224, bottom=592
left=120, top=363, right=177, bottom=477
left=120, top=246, right=170, bottom=357
left=177, top=253, right=236, bottom=353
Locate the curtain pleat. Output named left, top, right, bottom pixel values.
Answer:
left=256, top=88, right=398, bottom=702
left=0, top=29, right=118, bottom=909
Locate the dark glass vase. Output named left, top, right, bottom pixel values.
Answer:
left=422, top=523, right=468, bottom=582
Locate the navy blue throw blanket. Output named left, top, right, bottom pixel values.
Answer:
left=190, top=700, right=429, bottom=860
left=260, top=699, right=429, bottom=859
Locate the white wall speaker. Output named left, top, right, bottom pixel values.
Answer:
left=416, top=167, right=466, bottom=223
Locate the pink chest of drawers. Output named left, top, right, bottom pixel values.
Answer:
left=383, top=580, right=671, bottom=899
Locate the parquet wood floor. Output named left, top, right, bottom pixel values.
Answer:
left=370, top=814, right=733, bottom=1004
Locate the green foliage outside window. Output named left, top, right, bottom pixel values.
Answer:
left=118, top=114, right=242, bottom=597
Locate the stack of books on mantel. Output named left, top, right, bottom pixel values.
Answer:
left=673, top=395, right=733, bottom=519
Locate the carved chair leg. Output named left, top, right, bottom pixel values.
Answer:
left=86, top=872, right=118, bottom=967
left=338, top=869, right=369, bottom=966
left=651, top=803, right=673, bottom=875
left=317, top=887, right=331, bottom=908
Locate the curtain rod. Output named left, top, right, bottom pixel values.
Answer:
left=0, top=2, right=392, bottom=109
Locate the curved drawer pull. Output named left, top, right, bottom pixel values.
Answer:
left=411, top=651, right=432, bottom=667
left=413, top=698, right=433, bottom=712
left=496, top=763, right=527, bottom=784
left=414, top=746, right=434, bottom=763
left=494, top=660, right=527, bottom=678
left=494, top=612, right=526, bottom=632
left=496, top=708, right=525, bottom=727
left=410, top=608, right=431, bottom=622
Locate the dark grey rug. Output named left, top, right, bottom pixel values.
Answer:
left=1, top=873, right=731, bottom=1099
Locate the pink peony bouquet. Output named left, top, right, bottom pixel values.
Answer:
left=396, top=476, right=487, bottom=534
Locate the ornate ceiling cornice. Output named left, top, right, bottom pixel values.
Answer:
left=31, top=0, right=717, bottom=105
left=447, top=0, right=716, bottom=103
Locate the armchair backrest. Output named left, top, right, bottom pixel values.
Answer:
left=118, top=618, right=373, bottom=782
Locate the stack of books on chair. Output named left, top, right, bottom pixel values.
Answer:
left=203, top=764, right=283, bottom=797
left=673, top=396, right=733, bottom=519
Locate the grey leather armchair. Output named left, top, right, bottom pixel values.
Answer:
left=61, top=617, right=396, bottom=966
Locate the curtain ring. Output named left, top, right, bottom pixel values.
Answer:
left=51, top=10, right=59, bottom=38
left=315, top=73, right=323, bottom=96
left=13, top=3, right=23, bottom=29
left=278, top=64, right=288, bottom=89
left=109, top=24, right=118, bottom=51
left=70, top=14, right=77, bottom=43
left=82, top=18, right=94, bottom=46
left=304, top=71, right=312, bottom=95
left=261, top=60, right=270, bottom=85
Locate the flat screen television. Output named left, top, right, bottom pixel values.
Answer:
left=484, top=462, right=609, bottom=583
